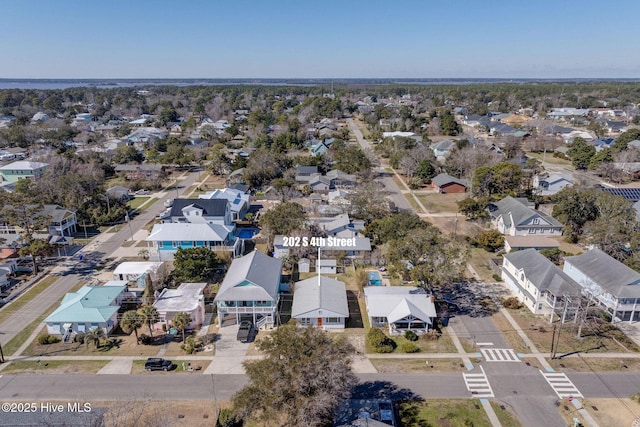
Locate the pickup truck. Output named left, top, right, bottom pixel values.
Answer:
left=236, top=321, right=255, bottom=343
left=144, top=358, right=172, bottom=371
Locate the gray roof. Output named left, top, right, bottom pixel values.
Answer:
left=489, top=196, right=562, bottom=229
left=431, top=140, right=454, bottom=151
left=295, top=165, right=318, bottom=175
left=431, top=173, right=466, bottom=188
left=169, top=198, right=228, bottom=218
left=504, top=249, right=581, bottom=297
left=114, top=164, right=163, bottom=172
left=291, top=276, right=349, bottom=318
left=147, top=223, right=233, bottom=243
left=564, top=248, right=640, bottom=298
left=215, top=250, right=282, bottom=302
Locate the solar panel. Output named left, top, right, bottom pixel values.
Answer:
left=600, top=187, right=640, bottom=201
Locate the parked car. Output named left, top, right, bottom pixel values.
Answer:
left=237, top=321, right=256, bottom=343
left=144, top=358, right=173, bottom=371
left=135, top=189, right=151, bottom=195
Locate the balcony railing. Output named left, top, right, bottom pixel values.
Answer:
left=218, top=306, right=275, bottom=314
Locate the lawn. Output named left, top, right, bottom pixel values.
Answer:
left=416, top=193, right=467, bottom=214
left=490, top=402, right=523, bottom=427
left=365, top=329, right=457, bottom=354
left=469, top=247, right=500, bottom=282
left=370, top=358, right=466, bottom=373
left=127, top=196, right=150, bottom=210
left=3, top=360, right=108, bottom=374
left=490, top=312, right=530, bottom=353
left=507, top=308, right=640, bottom=354
left=24, top=326, right=160, bottom=357
left=399, top=399, right=494, bottom=427
left=101, top=400, right=217, bottom=427
left=526, top=151, right=573, bottom=166
left=0, top=276, right=59, bottom=324
left=549, top=356, right=640, bottom=372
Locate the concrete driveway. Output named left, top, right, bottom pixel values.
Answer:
left=204, top=323, right=251, bottom=374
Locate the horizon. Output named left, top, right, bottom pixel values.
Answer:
left=2, top=0, right=640, bottom=79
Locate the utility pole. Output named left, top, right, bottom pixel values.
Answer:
left=552, top=297, right=570, bottom=359
left=0, top=341, right=4, bottom=363
left=125, top=213, right=134, bottom=242
left=550, top=324, right=557, bottom=359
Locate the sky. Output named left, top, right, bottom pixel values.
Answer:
left=1, top=0, right=640, bottom=79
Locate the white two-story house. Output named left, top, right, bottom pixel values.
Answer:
left=488, top=197, right=563, bottom=236
left=502, top=249, right=581, bottom=319
left=564, top=248, right=640, bottom=323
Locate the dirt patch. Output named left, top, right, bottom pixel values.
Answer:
left=558, top=398, right=640, bottom=427
left=370, top=358, right=465, bottom=373
left=3, top=360, right=109, bottom=374
left=549, top=356, right=640, bottom=372
left=416, top=193, right=467, bottom=213
left=101, top=400, right=218, bottom=427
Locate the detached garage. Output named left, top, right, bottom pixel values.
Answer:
left=431, top=173, right=467, bottom=194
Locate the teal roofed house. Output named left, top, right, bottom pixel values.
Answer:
left=44, top=283, right=126, bottom=339
left=0, top=161, right=48, bottom=184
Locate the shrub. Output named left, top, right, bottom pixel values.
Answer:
left=423, top=329, right=441, bottom=341
left=74, top=333, right=85, bottom=344
left=367, top=328, right=396, bottom=353
left=502, top=297, right=523, bottom=309
left=400, top=341, right=420, bottom=353
left=217, top=408, right=241, bottom=427
left=181, top=336, right=202, bottom=354
left=404, top=330, right=418, bottom=341
left=138, top=334, right=152, bottom=345
left=37, top=334, right=61, bottom=345
left=631, top=393, right=640, bottom=404
left=492, top=274, right=502, bottom=282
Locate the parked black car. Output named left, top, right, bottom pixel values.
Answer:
left=237, top=321, right=256, bottom=343
left=144, top=358, right=172, bottom=371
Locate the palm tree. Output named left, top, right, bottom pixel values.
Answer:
left=120, top=310, right=143, bottom=344
left=138, top=305, right=159, bottom=338
left=172, top=312, right=193, bottom=343
left=85, top=327, right=105, bottom=349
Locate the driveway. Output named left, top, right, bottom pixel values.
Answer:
left=204, top=323, right=250, bottom=374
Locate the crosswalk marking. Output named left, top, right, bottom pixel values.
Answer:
left=481, top=348, right=521, bottom=362
left=541, top=371, right=583, bottom=398
left=463, top=366, right=494, bottom=398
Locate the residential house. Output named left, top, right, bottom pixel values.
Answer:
left=112, top=261, right=167, bottom=288
left=504, top=236, right=560, bottom=253
left=0, top=204, right=77, bottom=239
left=326, top=169, right=357, bottom=188
left=214, top=250, right=282, bottom=328
left=364, top=286, right=437, bottom=334
left=317, top=259, right=337, bottom=274
left=430, top=173, right=467, bottom=194
left=226, top=168, right=245, bottom=186
left=127, top=127, right=167, bottom=144
left=153, top=282, right=207, bottom=330
left=294, top=166, right=319, bottom=183
left=502, top=249, right=581, bottom=317
left=106, top=186, right=131, bottom=201
left=31, top=112, right=50, bottom=123
left=44, top=284, right=127, bottom=339
left=0, top=161, right=48, bottom=184
left=564, top=248, right=640, bottom=322
left=0, top=259, right=16, bottom=289
left=114, top=164, right=165, bottom=181
left=335, top=399, right=396, bottom=427
left=487, top=196, right=563, bottom=236
left=308, top=175, right=331, bottom=193
left=146, top=222, right=239, bottom=260
left=604, top=120, right=627, bottom=134
left=430, top=140, right=455, bottom=159
left=0, top=116, right=16, bottom=128
left=291, top=276, right=349, bottom=330
left=199, top=188, right=250, bottom=221
left=533, top=174, right=573, bottom=196
left=164, top=199, right=232, bottom=225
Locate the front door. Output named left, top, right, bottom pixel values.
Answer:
left=317, top=317, right=322, bottom=328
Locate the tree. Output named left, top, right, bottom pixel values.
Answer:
left=588, top=147, right=613, bottom=170
left=611, top=128, right=640, bottom=152
left=85, top=327, right=105, bottom=349
left=415, top=159, right=435, bottom=180
left=113, top=145, right=144, bottom=164
left=232, top=323, right=357, bottom=427
left=138, top=305, right=159, bottom=338
left=386, top=226, right=470, bottom=288
left=457, top=197, right=489, bottom=220
left=472, top=162, right=523, bottom=197
left=475, top=229, right=505, bottom=252
left=172, top=312, right=193, bottom=343
left=120, top=310, right=144, bottom=344
left=259, top=202, right=307, bottom=243
left=439, top=110, right=461, bottom=136
left=567, top=137, right=595, bottom=170
left=365, top=211, right=430, bottom=245
left=161, top=144, right=195, bottom=167
left=172, top=247, right=219, bottom=282
left=552, top=188, right=599, bottom=242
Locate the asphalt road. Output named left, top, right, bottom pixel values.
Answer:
left=346, top=118, right=413, bottom=211
left=0, top=171, right=202, bottom=349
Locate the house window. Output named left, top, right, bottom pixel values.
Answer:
left=172, top=241, right=178, bottom=248
left=325, top=317, right=339, bottom=323
left=298, top=318, right=311, bottom=326
left=533, top=218, right=539, bottom=225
